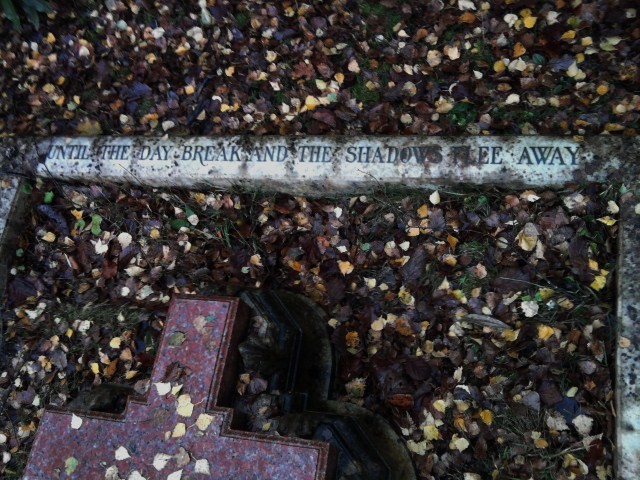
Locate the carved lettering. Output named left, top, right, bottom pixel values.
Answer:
left=44, top=142, right=580, bottom=171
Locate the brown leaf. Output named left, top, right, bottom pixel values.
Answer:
left=386, top=393, right=414, bottom=409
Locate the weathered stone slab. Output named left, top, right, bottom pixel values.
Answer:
left=616, top=200, right=640, bottom=480
left=23, top=296, right=333, bottom=479
left=0, top=176, right=28, bottom=298
left=1, top=136, right=639, bottom=192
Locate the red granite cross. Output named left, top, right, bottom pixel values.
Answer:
left=24, top=296, right=334, bottom=479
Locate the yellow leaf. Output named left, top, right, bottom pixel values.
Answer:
left=90, top=362, right=100, bottom=375
left=447, top=235, right=459, bottom=250
left=305, top=95, right=320, bottom=110
left=515, top=222, right=538, bottom=251
left=76, top=118, right=103, bottom=135
left=109, top=337, right=122, bottom=349
left=494, top=60, right=506, bottom=73
left=417, top=204, right=429, bottom=218
left=42, top=231, right=56, bottom=242
left=596, top=84, right=609, bottom=95
left=433, top=399, right=447, bottom=413
left=42, top=83, right=56, bottom=94
left=597, top=216, right=617, bottom=226
left=500, top=328, right=519, bottom=342
left=338, top=261, right=354, bottom=276
left=407, top=440, right=428, bottom=455
left=150, top=228, right=161, bottom=239
left=371, top=318, right=385, bottom=331
left=534, top=438, right=549, bottom=448
left=125, top=370, right=138, bottom=380
left=423, top=424, right=441, bottom=440
left=184, top=85, right=195, bottom=95
left=514, top=42, right=526, bottom=58
left=557, top=297, right=574, bottom=310
left=590, top=275, right=606, bottom=291
left=407, top=226, right=420, bottom=237
left=442, top=254, right=457, bottom=267
left=523, top=16, right=537, bottom=28
left=176, top=394, right=194, bottom=417
left=196, top=413, right=214, bottom=431
left=345, top=331, right=360, bottom=349
left=588, top=259, right=599, bottom=271
left=538, top=288, right=554, bottom=300
left=538, top=325, right=554, bottom=341
left=334, top=72, right=344, bottom=85
left=480, top=409, right=494, bottom=425
left=225, top=66, right=235, bottom=76
left=171, top=422, right=186, bottom=438
left=561, top=30, right=576, bottom=41
left=71, top=209, right=83, bottom=220
left=619, top=336, right=631, bottom=348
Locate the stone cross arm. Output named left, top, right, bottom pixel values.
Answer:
left=23, top=296, right=333, bottom=479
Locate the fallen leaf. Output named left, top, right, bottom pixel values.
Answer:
left=154, top=382, right=172, bottom=396
left=521, top=300, right=539, bottom=318
left=115, top=446, right=130, bottom=460
left=449, top=434, right=470, bottom=451
left=619, top=336, right=631, bottom=348
left=417, top=204, right=429, bottom=218
left=338, top=261, right=354, bottom=275
left=176, top=394, right=194, bottom=417
left=480, top=409, right=494, bottom=425
left=71, top=414, right=83, bottom=430
left=167, top=470, right=182, bottom=480
left=597, top=216, right=617, bottom=226
left=538, top=324, right=555, bottom=341
left=514, top=42, right=526, bottom=57
left=407, top=440, right=427, bottom=455
left=433, top=399, right=447, bottom=413
left=195, top=459, right=210, bottom=475
left=505, top=93, right=521, bottom=105
left=572, top=415, right=594, bottom=436
left=516, top=222, right=538, bottom=251
left=153, top=453, right=172, bottom=471
left=42, top=232, right=56, bottom=242
left=65, top=457, right=79, bottom=475
left=590, top=275, right=606, bottom=291
left=423, top=424, right=441, bottom=440
left=171, top=423, right=186, bottom=438
left=195, top=413, right=214, bottom=431
left=534, top=438, right=549, bottom=448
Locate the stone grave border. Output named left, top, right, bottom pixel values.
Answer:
left=1, top=135, right=639, bottom=480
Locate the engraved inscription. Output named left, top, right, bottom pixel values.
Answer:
left=45, top=141, right=581, bottom=168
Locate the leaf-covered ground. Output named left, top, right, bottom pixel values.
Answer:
left=1, top=180, right=626, bottom=479
left=0, top=0, right=639, bottom=135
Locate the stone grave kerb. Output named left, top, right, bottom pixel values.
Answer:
left=23, top=295, right=334, bottom=479
left=2, top=135, right=640, bottom=479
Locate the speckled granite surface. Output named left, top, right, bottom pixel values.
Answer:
left=616, top=192, right=640, bottom=480
left=23, top=296, right=333, bottom=480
